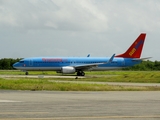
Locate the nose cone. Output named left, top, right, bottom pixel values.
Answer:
left=13, top=62, right=19, bottom=69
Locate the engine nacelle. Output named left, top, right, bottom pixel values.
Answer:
left=61, top=66, right=76, bottom=74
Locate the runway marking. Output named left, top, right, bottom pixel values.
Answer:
left=0, top=112, right=48, bottom=114
left=1, top=115, right=160, bottom=120
left=0, top=100, right=22, bottom=103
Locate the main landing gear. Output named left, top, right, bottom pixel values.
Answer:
left=77, top=71, right=85, bottom=76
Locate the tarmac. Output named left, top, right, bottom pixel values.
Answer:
left=0, top=91, right=160, bottom=120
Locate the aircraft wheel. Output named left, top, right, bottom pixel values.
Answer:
left=77, top=71, right=81, bottom=76
left=25, top=71, right=29, bottom=75
left=81, top=72, right=85, bottom=76
left=77, top=71, right=85, bottom=76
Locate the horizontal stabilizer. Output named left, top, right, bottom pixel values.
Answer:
left=132, top=57, right=152, bottom=61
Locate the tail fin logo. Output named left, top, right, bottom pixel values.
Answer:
left=129, top=48, right=136, bottom=57
left=129, top=40, right=144, bottom=57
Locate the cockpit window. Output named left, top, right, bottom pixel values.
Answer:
left=19, top=61, right=24, bottom=63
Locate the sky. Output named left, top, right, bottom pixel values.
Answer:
left=0, top=0, right=160, bottom=61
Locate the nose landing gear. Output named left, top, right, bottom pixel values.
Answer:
left=25, top=71, right=28, bottom=75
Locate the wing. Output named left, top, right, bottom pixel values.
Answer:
left=73, top=54, right=115, bottom=71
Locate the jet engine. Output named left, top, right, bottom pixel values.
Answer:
left=61, top=66, right=76, bottom=74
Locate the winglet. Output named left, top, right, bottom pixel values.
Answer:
left=108, top=54, right=115, bottom=63
left=87, top=54, right=90, bottom=57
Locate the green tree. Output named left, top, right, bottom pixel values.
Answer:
left=0, top=58, right=22, bottom=70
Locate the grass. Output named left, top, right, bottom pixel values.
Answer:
left=0, top=70, right=160, bottom=91
left=0, top=77, right=160, bottom=91
left=86, top=71, right=160, bottom=83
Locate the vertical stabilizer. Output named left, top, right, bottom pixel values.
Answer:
left=115, top=33, right=146, bottom=58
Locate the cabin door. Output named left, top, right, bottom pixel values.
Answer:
left=29, top=59, right=33, bottom=66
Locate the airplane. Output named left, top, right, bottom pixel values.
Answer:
left=13, top=33, right=148, bottom=76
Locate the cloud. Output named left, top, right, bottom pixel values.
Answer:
left=1, top=0, right=160, bottom=33
left=0, top=0, right=160, bottom=60
left=92, top=0, right=160, bottom=33
left=0, top=0, right=108, bottom=32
